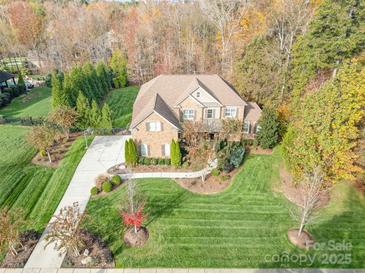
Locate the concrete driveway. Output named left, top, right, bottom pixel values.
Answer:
left=25, top=135, right=130, bottom=270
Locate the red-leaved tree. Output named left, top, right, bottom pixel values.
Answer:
left=120, top=181, right=146, bottom=234
left=121, top=206, right=145, bottom=233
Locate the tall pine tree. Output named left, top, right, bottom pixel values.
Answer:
left=99, top=104, right=113, bottom=132
left=51, top=72, right=67, bottom=108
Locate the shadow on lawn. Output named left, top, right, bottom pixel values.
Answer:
left=144, top=190, right=189, bottom=227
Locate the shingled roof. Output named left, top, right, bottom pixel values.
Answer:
left=244, top=102, right=262, bottom=122
left=130, top=74, right=249, bottom=129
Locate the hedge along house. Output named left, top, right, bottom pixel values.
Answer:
left=0, top=71, right=16, bottom=92
left=130, top=74, right=262, bottom=158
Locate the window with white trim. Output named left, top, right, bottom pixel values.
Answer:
left=183, top=109, right=194, bottom=120
left=140, top=144, right=148, bottom=156
left=147, top=121, right=161, bottom=131
left=255, top=124, right=262, bottom=133
left=225, top=107, right=237, bottom=118
left=206, top=108, right=215, bottom=119
left=196, top=91, right=201, bottom=98
left=243, top=121, right=250, bottom=134
left=162, top=143, right=170, bottom=157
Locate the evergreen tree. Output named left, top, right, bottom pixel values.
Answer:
left=291, top=0, right=365, bottom=97
left=63, top=72, right=79, bottom=107
left=234, top=37, right=282, bottom=106
left=109, top=49, right=128, bottom=88
left=75, top=91, right=90, bottom=129
left=89, top=100, right=101, bottom=128
left=129, top=139, right=138, bottom=166
left=256, top=107, right=281, bottom=149
left=83, top=63, right=103, bottom=101
left=17, top=71, right=26, bottom=95
left=96, top=61, right=109, bottom=93
left=51, top=72, right=67, bottom=108
left=125, top=139, right=131, bottom=166
left=100, top=104, right=113, bottom=132
left=170, top=139, right=181, bottom=167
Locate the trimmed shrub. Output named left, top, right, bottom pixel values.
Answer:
left=158, top=158, right=165, bottom=165
left=143, top=158, right=151, bottom=165
left=223, top=162, right=234, bottom=173
left=129, top=139, right=138, bottom=166
left=150, top=158, right=158, bottom=165
left=102, top=181, right=112, bottom=192
left=229, top=146, right=245, bottom=168
left=138, top=156, right=145, bottom=165
left=125, top=140, right=131, bottom=165
left=111, top=175, right=122, bottom=186
left=211, top=168, right=220, bottom=177
left=164, top=158, right=171, bottom=165
left=90, top=186, right=99, bottom=196
left=171, top=139, right=182, bottom=167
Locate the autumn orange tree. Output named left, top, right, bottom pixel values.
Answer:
left=27, top=125, right=56, bottom=163
left=48, top=106, right=78, bottom=140
left=282, top=63, right=365, bottom=183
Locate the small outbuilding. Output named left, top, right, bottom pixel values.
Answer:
left=0, top=71, right=16, bottom=91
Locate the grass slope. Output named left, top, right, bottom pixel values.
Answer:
left=0, top=87, right=51, bottom=118
left=84, top=151, right=365, bottom=268
left=0, top=125, right=88, bottom=231
left=105, top=86, right=139, bottom=128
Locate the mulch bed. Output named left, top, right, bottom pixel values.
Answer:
left=176, top=169, right=239, bottom=194
left=32, top=132, right=82, bottom=168
left=62, top=229, right=114, bottom=268
left=278, top=165, right=330, bottom=208
left=248, top=147, right=273, bottom=155
left=287, top=228, right=315, bottom=249
left=1, top=230, right=41, bottom=268
left=123, top=227, right=149, bottom=247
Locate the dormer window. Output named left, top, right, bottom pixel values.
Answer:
left=196, top=91, right=201, bottom=98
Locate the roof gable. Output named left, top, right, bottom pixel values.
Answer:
left=130, top=74, right=247, bottom=130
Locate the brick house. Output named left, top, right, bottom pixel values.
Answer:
left=130, top=74, right=262, bottom=158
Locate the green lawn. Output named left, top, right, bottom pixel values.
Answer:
left=84, top=151, right=365, bottom=268
left=0, top=87, right=51, bottom=118
left=0, top=125, right=89, bottom=231
left=105, top=86, right=139, bottom=128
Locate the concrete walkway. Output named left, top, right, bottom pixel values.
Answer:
left=25, top=135, right=130, bottom=269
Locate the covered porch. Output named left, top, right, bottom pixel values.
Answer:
left=0, top=71, right=16, bottom=92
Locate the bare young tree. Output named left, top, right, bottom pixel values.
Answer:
left=45, top=202, right=84, bottom=257
left=0, top=208, right=25, bottom=257
left=291, top=167, right=325, bottom=237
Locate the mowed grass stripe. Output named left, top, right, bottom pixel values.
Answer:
left=0, top=125, right=90, bottom=232
left=84, top=148, right=365, bottom=268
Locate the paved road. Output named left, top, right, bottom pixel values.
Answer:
left=25, top=135, right=129, bottom=269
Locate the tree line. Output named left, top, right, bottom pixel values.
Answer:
left=51, top=50, right=128, bottom=130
